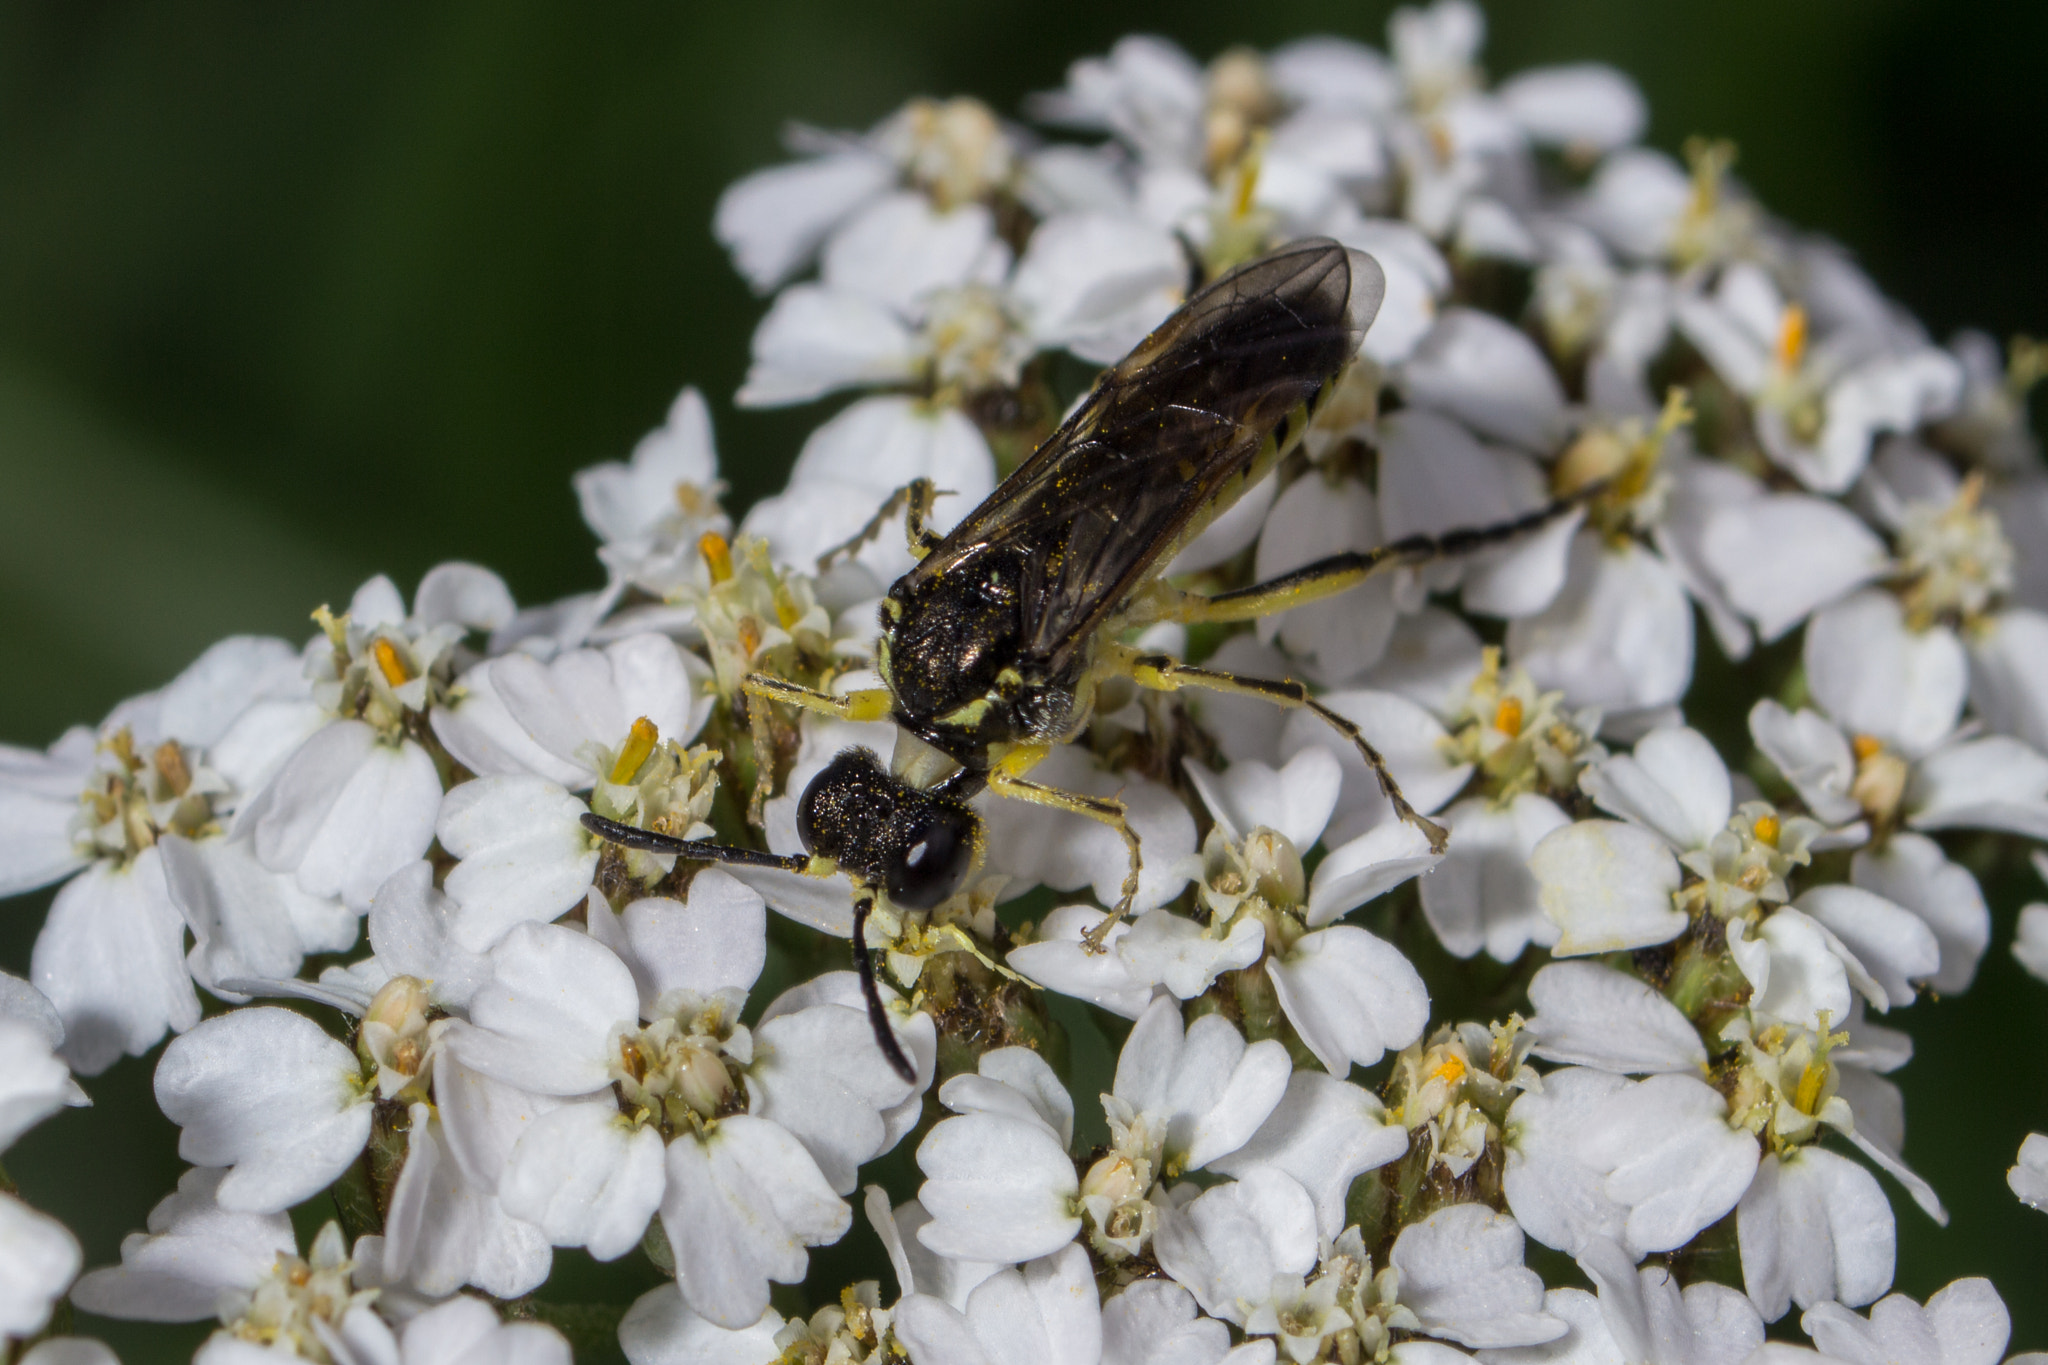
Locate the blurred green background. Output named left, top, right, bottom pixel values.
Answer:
left=2, top=1, right=2046, bottom=1359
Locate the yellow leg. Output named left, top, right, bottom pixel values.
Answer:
left=815, top=478, right=945, bottom=572
left=739, top=676, right=895, bottom=823
left=1162, top=491, right=1593, bottom=625
left=985, top=745, right=1142, bottom=950
left=1114, top=646, right=1449, bottom=853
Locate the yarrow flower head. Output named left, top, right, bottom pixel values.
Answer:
left=11, top=8, right=2048, bottom=1365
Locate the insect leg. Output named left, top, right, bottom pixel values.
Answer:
left=739, top=676, right=895, bottom=820
left=984, top=765, right=1143, bottom=949
left=1169, top=490, right=1594, bottom=625
left=852, top=893, right=919, bottom=1084
left=815, top=477, right=945, bottom=571
left=1115, top=650, right=1450, bottom=854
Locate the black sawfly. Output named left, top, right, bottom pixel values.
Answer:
left=587, top=237, right=1587, bottom=1083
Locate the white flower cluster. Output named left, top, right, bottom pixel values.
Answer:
left=7, top=4, right=2048, bottom=1363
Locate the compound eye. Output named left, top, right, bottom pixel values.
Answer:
left=886, top=804, right=978, bottom=909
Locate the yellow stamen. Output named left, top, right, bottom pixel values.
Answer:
left=699, top=531, right=733, bottom=584
left=772, top=581, right=804, bottom=631
left=1851, top=733, right=1885, bottom=762
left=1775, top=305, right=1808, bottom=373
left=609, top=716, right=660, bottom=784
left=1751, top=813, right=1780, bottom=846
left=372, top=638, right=411, bottom=688
left=736, top=616, right=764, bottom=659
left=1430, top=1053, right=1468, bottom=1087
left=1493, top=696, right=1525, bottom=737
left=1230, top=133, right=1266, bottom=218
left=1793, top=1060, right=1827, bottom=1115
left=153, top=742, right=192, bottom=797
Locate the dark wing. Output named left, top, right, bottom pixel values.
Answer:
left=899, top=238, right=1381, bottom=672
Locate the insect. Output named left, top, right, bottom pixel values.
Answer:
left=587, top=237, right=1588, bottom=1082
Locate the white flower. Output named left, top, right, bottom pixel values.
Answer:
left=617, top=1288, right=785, bottom=1365
left=715, top=97, right=1015, bottom=293
left=442, top=881, right=916, bottom=1329
left=916, top=1047, right=1080, bottom=1265
left=1210, top=1070, right=1408, bottom=1241
left=1101, top=1280, right=1237, bottom=1365
left=1502, top=1066, right=1759, bottom=1261
left=369, top=1093, right=551, bottom=1301
left=1152, top=1169, right=1320, bottom=1326
left=1736, top=1146, right=1894, bottom=1322
left=154, top=1005, right=379, bottom=1213
left=894, top=1243, right=1102, bottom=1365
left=1801, top=1278, right=2010, bottom=1365
left=572, top=386, right=732, bottom=608
left=1388, top=1203, right=1564, bottom=1350
left=1530, top=819, right=1684, bottom=956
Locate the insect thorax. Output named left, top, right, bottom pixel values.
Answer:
left=878, top=547, right=1089, bottom=767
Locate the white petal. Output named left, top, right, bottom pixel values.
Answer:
left=501, top=1102, right=665, bottom=1260
left=379, top=1103, right=550, bottom=1299
left=821, top=194, right=1004, bottom=311
left=1793, top=885, right=1940, bottom=1011
left=250, top=723, right=443, bottom=912
left=1184, top=748, right=1342, bottom=851
left=1530, top=820, right=1685, bottom=956
left=1392, top=1203, right=1562, bottom=1349
left=1497, top=64, right=1645, bottom=151
left=735, top=284, right=919, bottom=407
left=1011, top=212, right=1184, bottom=364
left=449, top=922, right=638, bottom=1095
left=1788, top=350, right=1962, bottom=495
left=1503, top=1067, right=1759, bottom=1260
left=1806, top=594, right=1966, bottom=757
left=1253, top=472, right=1397, bottom=679
left=1399, top=308, right=1568, bottom=451
left=1524, top=961, right=1707, bottom=1074
left=1748, top=701, right=1862, bottom=825
left=1738, top=1148, right=1894, bottom=1322
left=663, top=1116, right=850, bottom=1329
left=32, top=849, right=199, bottom=1076
left=1699, top=497, right=1888, bottom=643
left=1581, top=726, right=1731, bottom=851
left=364, top=861, right=492, bottom=1010
left=1966, top=608, right=2048, bottom=752
left=1116, top=908, right=1267, bottom=1001
left=1730, top=910, right=1858, bottom=1030
left=1277, top=688, right=1465, bottom=845
left=1150, top=1170, right=1318, bottom=1325
left=714, top=150, right=893, bottom=292
left=915, top=1111, right=1080, bottom=1264
left=574, top=387, right=721, bottom=544
left=958, top=1243, right=1103, bottom=1365
left=1114, top=1000, right=1291, bottom=1172
left=1008, top=905, right=1154, bottom=1019
left=156, top=1007, right=371, bottom=1212
left=431, top=659, right=592, bottom=789
left=492, top=636, right=706, bottom=780
left=2015, top=907, right=2048, bottom=986
left=1907, top=737, right=2048, bottom=840
left=622, top=870, right=768, bottom=1008
left=1210, top=1071, right=1406, bottom=1241
left=751, top=997, right=917, bottom=1192
left=1418, top=794, right=1569, bottom=959
left=896, top=1295, right=996, bottom=1365
left=1309, top=816, right=1446, bottom=929
left=2008, top=1133, right=2048, bottom=1210
left=1268, top=924, right=1429, bottom=1074
left=1506, top=538, right=1693, bottom=716
left=617, top=1283, right=785, bottom=1365
left=0, top=762, right=90, bottom=897
left=161, top=834, right=356, bottom=996
left=980, top=745, right=1196, bottom=914
left=1101, top=1280, right=1232, bottom=1365
left=0, top=1192, right=81, bottom=1339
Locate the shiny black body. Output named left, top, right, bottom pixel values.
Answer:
left=881, top=238, right=1364, bottom=768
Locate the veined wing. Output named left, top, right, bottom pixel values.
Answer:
left=899, top=238, right=1385, bottom=672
